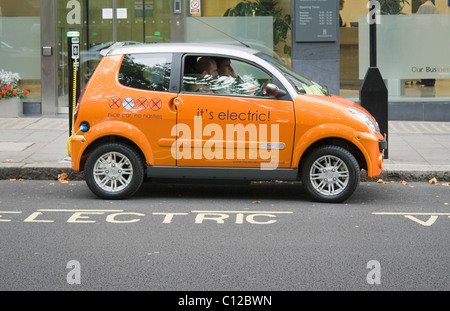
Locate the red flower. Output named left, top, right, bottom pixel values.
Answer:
left=13, top=90, right=17, bottom=95
left=23, top=89, right=29, bottom=95
left=1, top=90, right=6, bottom=95
left=6, top=85, right=12, bottom=90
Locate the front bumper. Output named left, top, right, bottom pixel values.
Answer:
left=356, top=132, right=385, bottom=179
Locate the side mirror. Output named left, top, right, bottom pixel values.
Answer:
left=264, top=83, right=286, bottom=98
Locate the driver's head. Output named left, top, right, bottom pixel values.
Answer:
left=195, top=57, right=218, bottom=76
left=216, top=58, right=236, bottom=77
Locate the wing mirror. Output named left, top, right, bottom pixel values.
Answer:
left=264, top=83, right=286, bottom=98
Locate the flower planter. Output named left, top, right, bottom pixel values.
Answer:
left=0, top=97, right=23, bottom=118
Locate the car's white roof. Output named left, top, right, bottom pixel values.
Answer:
left=105, top=42, right=262, bottom=58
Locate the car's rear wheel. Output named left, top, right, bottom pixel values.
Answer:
left=301, top=145, right=360, bottom=203
left=85, top=143, right=144, bottom=199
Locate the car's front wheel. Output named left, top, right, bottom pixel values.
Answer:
left=85, top=143, right=144, bottom=199
left=301, top=145, right=360, bottom=203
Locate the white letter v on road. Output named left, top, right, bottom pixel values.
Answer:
left=404, top=215, right=438, bottom=226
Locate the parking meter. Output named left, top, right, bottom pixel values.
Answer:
left=67, top=31, right=80, bottom=137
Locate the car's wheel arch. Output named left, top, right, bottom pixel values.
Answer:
left=293, top=124, right=369, bottom=173
left=297, top=137, right=366, bottom=175
left=80, top=135, right=147, bottom=171
left=77, top=121, right=152, bottom=171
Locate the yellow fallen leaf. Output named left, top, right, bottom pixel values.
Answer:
left=58, top=171, right=69, bottom=183
left=377, top=179, right=390, bottom=184
left=441, top=182, right=450, bottom=187
left=429, top=177, right=438, bottom=184
left=252, top=201, right=261, bottom=204
left=9, top=179, right=16, bottom=182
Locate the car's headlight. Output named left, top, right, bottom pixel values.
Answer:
left=348, top=108, right=380, bottom=133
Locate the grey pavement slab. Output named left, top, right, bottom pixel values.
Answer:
left=385, top=122, right=450, bottom=172
left=0, top=142, right=34, bottom=152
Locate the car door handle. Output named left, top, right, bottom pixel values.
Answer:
left=169, top=97, right=183, bottom=112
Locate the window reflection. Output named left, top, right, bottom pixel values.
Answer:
left=119, top=54, right=172, bottom=92
left=339, top=0, right=450, bottom=99
left=0, top=0, right=41, bottom=103
left=182, top=56, right=271, bottom=97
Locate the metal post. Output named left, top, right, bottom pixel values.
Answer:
left=143, top=0, right=146, bottom=43
left=67, top=31, right=81, bottom=137
left=113, top=0, right=118, bottom=42
left=171, top=0, right=186, bottom=42
left=370, top=21, right=377, bottom=67
left=40, top=0, right=58, bottom=115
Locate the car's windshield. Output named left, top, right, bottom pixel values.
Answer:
left=257, top=53, right=328, bottom=96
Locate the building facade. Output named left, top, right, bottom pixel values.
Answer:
left=0, top=0, right=449, bottom=119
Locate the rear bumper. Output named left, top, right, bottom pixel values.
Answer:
left=70, top=135, right=87, bottom=172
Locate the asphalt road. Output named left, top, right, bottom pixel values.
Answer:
left=0, top=179, right=449, bottom=291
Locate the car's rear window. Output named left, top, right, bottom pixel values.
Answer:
left=119, top=53, right=172, bottom=92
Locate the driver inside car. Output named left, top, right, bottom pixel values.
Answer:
left=187, top=56, right=218, bottom=93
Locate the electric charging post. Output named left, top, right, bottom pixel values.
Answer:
left=67, top=31, right=81, bottom=137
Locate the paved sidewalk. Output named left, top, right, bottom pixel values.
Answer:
left=0, top=116, right=449, bottom=181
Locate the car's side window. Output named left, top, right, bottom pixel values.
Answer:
left=119, top=53, right=172, bottom=92
left=182, top=56, right=272, bottom=97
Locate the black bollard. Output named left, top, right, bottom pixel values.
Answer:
left=360, top=67, right=388, bottom=159
left=360, top=2, right=388, bottom=158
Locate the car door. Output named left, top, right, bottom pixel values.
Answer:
left=116, top=52, right=178, bottom=166
left=173, top=55, right=295, bottom=169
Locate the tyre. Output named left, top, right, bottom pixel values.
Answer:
left=85, top=143, right=144, bottom=199
left=301, top=145, right=360, bottom=203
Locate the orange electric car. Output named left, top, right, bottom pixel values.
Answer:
left=69, top=43, right=386, bottom=203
